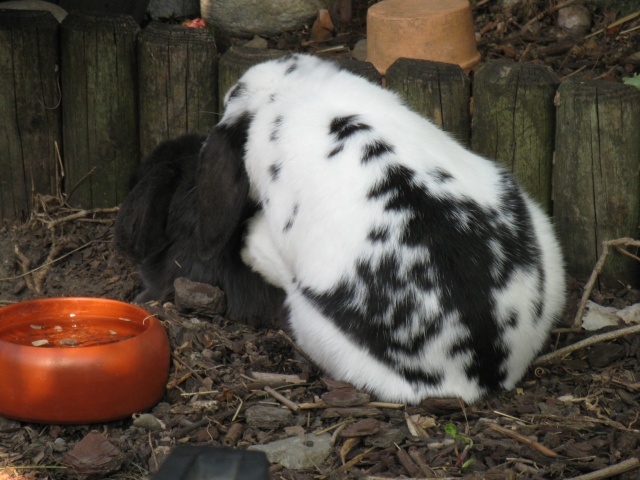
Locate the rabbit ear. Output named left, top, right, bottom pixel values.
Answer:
left=114, top=135, right=204, bottom=261
left=197, top=115, right=252, bottom=260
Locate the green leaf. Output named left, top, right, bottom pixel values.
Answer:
left=444, top=423, right=458, bottom=437
left=623, top=74, right=640, bottom=89
left=462, top=458, right=475, bottom=470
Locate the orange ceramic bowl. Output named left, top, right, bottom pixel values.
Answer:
left=0, top=297, right=170, bottom=424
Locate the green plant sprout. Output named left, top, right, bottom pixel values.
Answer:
left=444, top=423, right=475, bottom=470
left=623, top=74, right=640, bottom=90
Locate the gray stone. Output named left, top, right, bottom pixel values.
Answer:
left=248, top=433, right=332, bottom=469
left=557, top=5, right=591, bottom=36
left=0, top=1, right=67, bottom=22
left=200, top=0, right=325, bottom=37
left=173, top=277, right=226, bottom=317
left=148, top=0, right=199, bottom=19
left=352, top=38, right=367, bottom=61
left=244, top=35, right=269, bottom=49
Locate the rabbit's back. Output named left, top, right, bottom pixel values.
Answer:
left=229, top=54, right=565, bottom=402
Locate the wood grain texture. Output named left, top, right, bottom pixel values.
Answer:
left=386, top=58, right=471, bottom=147
left=138, top=23, right=218, bottom=159
left=61, top=12, right=139, bottom=208
left=0, top=11, right=61, bottom=222
left=472, top=60, right=559, bottom=212
left=554, top=78, right=640, bottom=287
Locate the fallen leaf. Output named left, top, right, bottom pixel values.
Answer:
left=310, top=9, right=334, bottom=43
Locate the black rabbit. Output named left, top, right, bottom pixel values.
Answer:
left=114, top=134, right=284, bottom=327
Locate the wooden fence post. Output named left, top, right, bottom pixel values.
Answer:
left=138, top=23, right=218, bottom=160
left=386, top=58, right=471, bottom=146
left=472, top=60, right=559, bottom=212
left=0, top=11, right=61, bottom=222
left=554, top=78, right=640, bottom=287
left=218, top=47, right=288, bottom=112
left=332, top=58, right=381, bottom=84
left=61, top=12, right=139, bottom=209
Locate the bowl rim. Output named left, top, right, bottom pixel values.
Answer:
left=0, top=297, right=160, bottom=350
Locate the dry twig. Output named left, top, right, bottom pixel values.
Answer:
left=534, top=323, right=640, bottom=366
left=567, top=457, right=640, bottom=480
left=264, top=386, right=300, bottom=412
left=573, top=238, right=640, bottom=329
left=487, top=422, right=557, bottom=458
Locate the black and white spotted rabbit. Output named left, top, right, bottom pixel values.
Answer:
left=113, top=133, right=284, bottom=327
left=200, top=54, right=566, bottom=403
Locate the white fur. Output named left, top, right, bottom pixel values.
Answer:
left=219, top=54, right=566, bottom=404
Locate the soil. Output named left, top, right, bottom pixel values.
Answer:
left=1, top=2, right=640, bottom=479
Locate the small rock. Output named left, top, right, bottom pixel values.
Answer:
left=244, top=35, right=268, bottom=49
left=246, top=405, right=294, bottom=429
left=173, top=277, right=226, bottom=317
left=351, top=38, right=367, bottom=62
left=201, top=0, right=324, bottom=37
left=133, top=413, right=165, bottom=431
left=557, top=5, right=591, bottom=36
left=52, top=438, right=67, bottom=453
left=322, top=389, right=370, bottom=407
left=248, top=433, right=332, bottom=469
left=341, top=418, right=381, bottom=437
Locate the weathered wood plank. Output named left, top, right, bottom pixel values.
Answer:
left=554, top=78, right=640, bottom=287
left=138, top=23, right=218, bottom=159
left=386, top=58, right=471, bottom=146
left=472, top=60, right=559, bottom=212
left=0, top=11, right=61, bottom=222
left=60, top=12, right=139, bottom=208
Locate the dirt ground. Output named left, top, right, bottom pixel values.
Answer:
left=1, top=2, right=640, bottom=479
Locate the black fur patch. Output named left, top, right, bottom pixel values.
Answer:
left=362, top=140, right=395, bottom=164
left=270, top=116, right=283, bottom=142
left=285, top=62, right=298, bottom=75
left=268, top=163, right=282, bottom=181
left=283, top=203, right=300, bottom=232
left=304, top=164, right=541, bottom=393
left=330, top=115, right=372, bottom=140
left=367, top=226, right=390, bottom=242
left=430, top=168, right=454, bottom=182
left=328, top=144, right=344, bottom=159
left=227, top=82, right=246, bottom=102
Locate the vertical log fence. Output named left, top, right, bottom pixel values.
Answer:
left=554, top=78, right=640, bottom=287
left=472, top=60, right=559, bottom=213
left=0, top=11, right=61, bottom=222
left=138, top=22, right=218, bottom=160
left=61, top=12, right=139, bottom=209
left=386, top=58, right=471, bottom=147
left=1, top=10, right=639, bottom=288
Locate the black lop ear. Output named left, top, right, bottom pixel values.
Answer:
left=197, top=115, right=253, bottom=259
left=114, top=134, right=204, bottom=261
